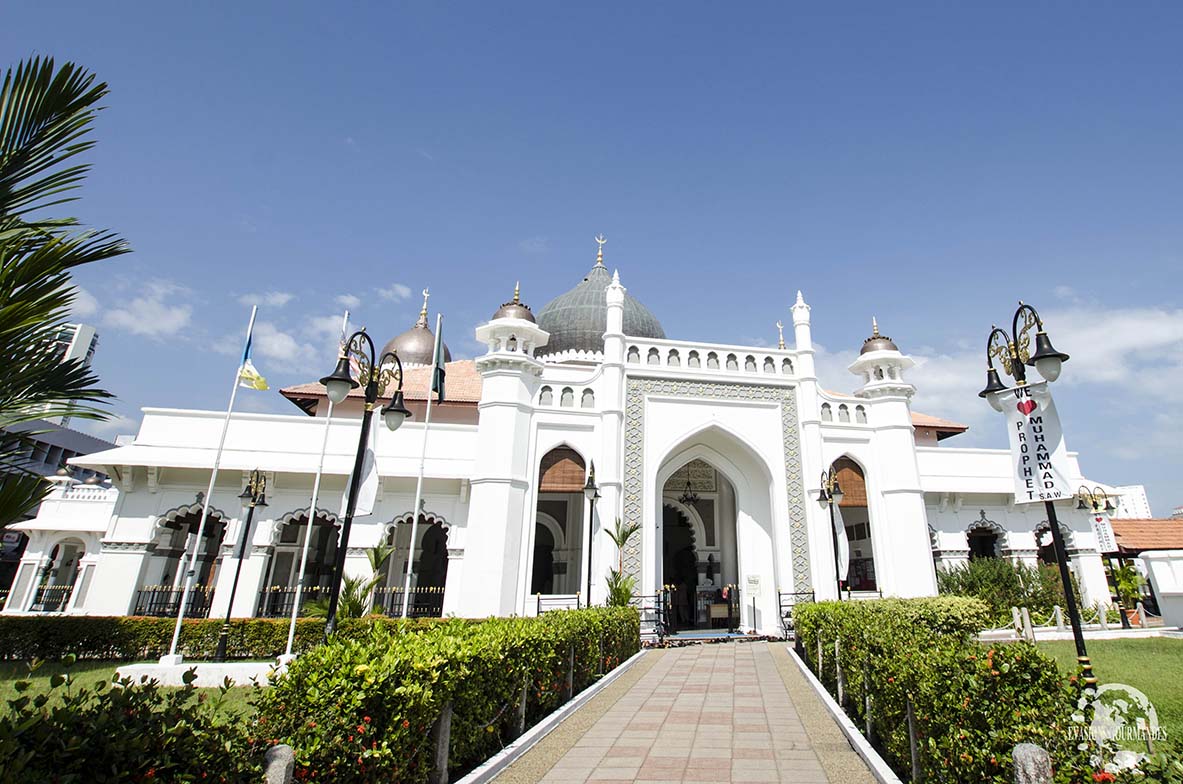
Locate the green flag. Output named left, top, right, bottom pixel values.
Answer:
left=431, top=314, right=445, bottom=403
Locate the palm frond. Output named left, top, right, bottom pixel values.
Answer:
left=0, top=470, right=49, bottom=529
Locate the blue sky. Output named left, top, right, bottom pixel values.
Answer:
left=4, top=3, right=1181, bottom=514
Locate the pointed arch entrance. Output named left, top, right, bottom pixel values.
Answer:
left=653, top=425, right=781, bottom=634
left=831, top=457, right=878, bottom=593
left=528, top=446, right=588, bottom=601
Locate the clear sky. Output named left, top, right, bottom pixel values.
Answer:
left=4, top=3, right=1181, bottom=514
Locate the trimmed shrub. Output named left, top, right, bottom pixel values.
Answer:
left=256, top=607, right=640, bottom=783
left=793, top=598, right=1098, bottom=783
left=0, top=657, right=259, bottom=783
left=0, top=615, right=472, bottom=662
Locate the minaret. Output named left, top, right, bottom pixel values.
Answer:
left=594, top=261, right=627, bottom=605
left=457, top=284, right=550, bottom=616
left=845, top=318, right=934, bottom=597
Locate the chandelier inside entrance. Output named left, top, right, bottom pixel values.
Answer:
left=678, top=476, right=699, bottom=505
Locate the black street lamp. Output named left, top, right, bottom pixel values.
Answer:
left=214, top=469, right=267, bottom=662
left=582, top=462, right=600, bottom=605
left=319, top=329, right=412, bottom=636
left=817, top=469, right=845, bottom=600
left=1076, top=486, right=1116, bottom=514
left=977, top=302, right=1094, bottom=686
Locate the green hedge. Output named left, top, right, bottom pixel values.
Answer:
left=0, top=616, right=471, bottom=662
left=793, top=597, right=1097, bottom=783
left=937, top=558, right=1084, bottom=627
left=256, top=607, right=640, bottom=783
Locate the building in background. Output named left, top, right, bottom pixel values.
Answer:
left=1112, top=485, right=1152, bottom=519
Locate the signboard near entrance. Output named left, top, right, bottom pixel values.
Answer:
left=995, top=381, right=1074, bottom=504
left=745, top=574, right=761, bottom=597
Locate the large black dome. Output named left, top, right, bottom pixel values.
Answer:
left=537, top=261, right=665, bottom=356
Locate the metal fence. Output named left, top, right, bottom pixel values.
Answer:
left=132, top=585, right=214, bottom=618
left=778, top=590, right=815, bottom=637
left=255, top=584, right=331, bottom=618
left=28, top=583, right=76, bottom=613
left=373, top=586, right=445, bottom=618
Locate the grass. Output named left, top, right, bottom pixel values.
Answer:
left=1038, top=638, right=1183, bottom=749
left=0, top=661, right=257, bottom=717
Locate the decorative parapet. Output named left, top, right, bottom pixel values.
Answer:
left=623, top=337, right=798, bottom=380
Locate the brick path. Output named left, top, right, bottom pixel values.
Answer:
left=494, top=641, right=876, bottom=784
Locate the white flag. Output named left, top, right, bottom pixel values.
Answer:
left=833, top=502, right=850, bottom=583
left=341, top=422, right=379, bottom=518
left=995, top=381, right=1074, bottom=504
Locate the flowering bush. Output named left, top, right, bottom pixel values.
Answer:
left=794, top=598, right=1100, bottom=783
left=255, top=607, right=639, bottom=784
left=0, top=655, right=259, bottom=783
left=937, top=557, right=1083, bottom=627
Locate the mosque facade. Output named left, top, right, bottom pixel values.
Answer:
left=5, top=242, right=1129, bottom=634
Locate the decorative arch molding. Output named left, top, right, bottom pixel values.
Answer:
left=154, top=501, right=229, bottom=533
left=535, top=511, right=565, bottom=549
left=965, top=510, right=1006, bottom=536
left=385, top=510, right=451, bottom=538
left=1033, top=519, right=1077, bottom=551
left=660, top=499, right=708, bottom=550
left=624, top=377, right=809, bottom=592
left=277, top=507, right=340, bottom=527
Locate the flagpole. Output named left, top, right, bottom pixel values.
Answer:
left=401, top=312, right=441, bottom=618
left=282, top=310, right=349, bottom=660
left=162, top=305, right=258, bottom=664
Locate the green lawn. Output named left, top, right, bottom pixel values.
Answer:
left=1038, top=638, right=1183, bottom=748
left=0, top=661, right=256, bottom=717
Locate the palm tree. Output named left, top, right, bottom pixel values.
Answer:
left=603, top=518, right=641, bottom=607
left=604, top=518, right=641, bottom=573
left=0, top=56, right=128, bottom=526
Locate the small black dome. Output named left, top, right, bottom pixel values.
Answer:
left=491, top=283, right=536, bottom=323
left=860, top=318, right=899, bottom=354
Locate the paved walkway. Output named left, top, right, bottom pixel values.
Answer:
left=493, top=641, right=877, bottom=784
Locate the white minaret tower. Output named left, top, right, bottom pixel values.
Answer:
left=845, top=319, right=935, bottom=597
left=455, top=285, right=550, bottom=616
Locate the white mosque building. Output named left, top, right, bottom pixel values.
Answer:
left=4, top=242, right=1131, bottom=635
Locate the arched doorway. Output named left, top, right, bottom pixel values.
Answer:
left=652, top=429, right=778, bottom=635
left=660, top=504, right=703, bottom=629
left=259, top=509, right=340, bottom=617
left=29, top=538, right=85, bottom=612
left=380, top=513, right=450, bottom=617
left=133, top=503, right=228, bottom=617
left=968, top=527, right=1001, bottom=560
left=832, top=457, right=877, bottom=593
left=529, top=447, right=587, bottom=599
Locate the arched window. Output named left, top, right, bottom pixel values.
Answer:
left=967, top=527, right=1001, bottom=560
left=667, top=349, right=680, bottom=367
left=707, top=352, right=719, bottom=369
left=832, top=457, right=877, bottom=593
left=507, top=335, right=517, bottom=352
left=539, top=386, right=554, bottom=406
left=782, top=358, right=794, bottom=374
left=688, top=351, right=700, bottom=368
left=874, top=367, right=885, bottom=380
left=725, top=354, right=738, bottom=371
left=744, top=355, right=757, bottom=372
left=28, top=538, right=87, bottom=612
left=855, top=405, right=867, bottom=424
left=838, top=404, right=850, bottom=423
left=821, top=403, right=833, bottom=422
left=533, top=447, right=588, bottom=596
left=581, top=389, right=595, bottom=408
left=647, top=348, right=661, bottom=365
left=627, top=346, right=640, bottom=363
left=763, top=357, right=775, bottom=373
left=560, top=387, right=574, bottom=407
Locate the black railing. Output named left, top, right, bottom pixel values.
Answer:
left=255, top=584, right=331, bottom=618
left=133, top=585, right=214, bottom=618
left=778, top=590, right=815, bottom=637
left=0, top=587, right=10, bottom=610
left=29, top=583, right=76, bottom=613
left=373, top=586, right=445, bottom=618
left=632, top=593, right=668, bottom=640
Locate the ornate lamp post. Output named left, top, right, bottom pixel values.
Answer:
left=582, top=462, right=600, bottom=605
left=817, top=469, right=845, bottom=600
left=1076, top=486, right=1116, bottom=514
left=977, top=302, right=1095, bottom=685
left=213, top=469, right=267, bottom=662
left=318, top=329, right=412, bottom=636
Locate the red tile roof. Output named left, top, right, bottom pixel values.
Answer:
left=1111, top=518, right=1183, bottom=553
left=910, top=412, right=969, bottom=433
left=280, top=360, right=483, bottom=412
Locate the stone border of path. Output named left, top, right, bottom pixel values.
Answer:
left=782, top=645, right=902, bottom=784
left=455, top=648, right=649, bottom=784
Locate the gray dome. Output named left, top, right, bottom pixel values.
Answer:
left=537, top=261, right=665, bottom=356
left=859, top=318, right=899, bottom=355
left=381, top=308, right=452, bottom=366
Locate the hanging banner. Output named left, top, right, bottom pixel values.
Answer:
left=996, top=381, right=1074, bottom=504
left=1091, top=513, right=1118, bottom=554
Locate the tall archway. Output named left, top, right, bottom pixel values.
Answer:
left=530, top=446, right=587, bottom=598
left=653, top=425, right=780, bottom=634
left=380, top=512, right=450, bottom=617
left=134, top=504, right=229, bottom=617
left=29, top=538, right=86, bottom=612
left=257, top=509, right=340, bottom=617
left=832, top=457, right=877, bottom=593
